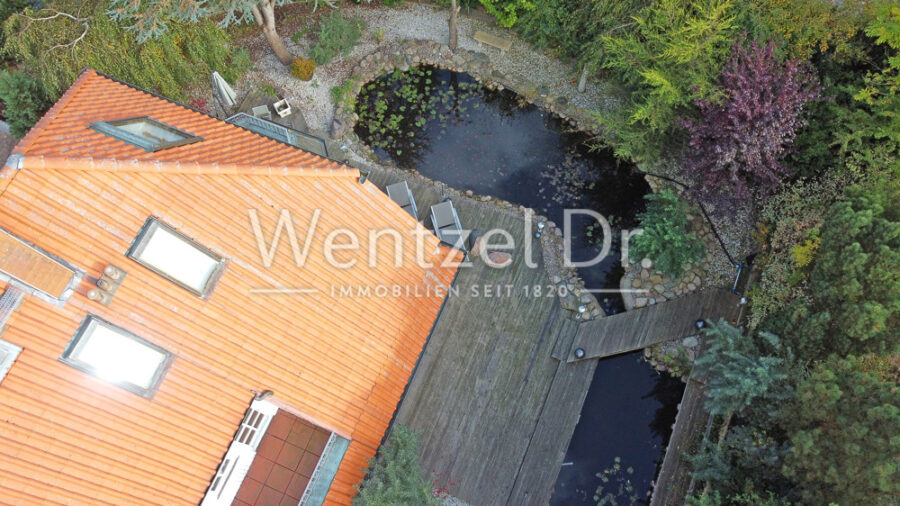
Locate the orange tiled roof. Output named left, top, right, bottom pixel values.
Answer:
left=13, top=70, right=345, bottom=173
left=0, top=70, right=461, bottom=505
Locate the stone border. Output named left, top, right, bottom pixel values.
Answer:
left=329, top=39, right=602, bottom=141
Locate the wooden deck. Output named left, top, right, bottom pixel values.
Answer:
left=562, top=289, right=742, bottom=362
left=365, top=168, right=590, bottom=505
left=363, top=166, right=742, bottom=505
left=650, top=378, right=710, bottom=506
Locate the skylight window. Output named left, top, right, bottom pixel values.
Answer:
left=127, top=218, right=225, bottom=297
left=90, top=116, right=202, bottom=152
left=61, top=315, right=171, bottom=397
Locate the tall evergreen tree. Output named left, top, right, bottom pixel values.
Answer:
left=765, top=181, right=900, bottom=359
left=781, top=354, right=900, bottom=504
left=597, top=0, right=737, bottom=162
left=354, top=425, right=437, bottom=505
left=693, top=320, right=791, bottom=417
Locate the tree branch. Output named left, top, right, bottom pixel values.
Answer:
left=14, top=9, right=90, bottom=53
left=17, top=9, right=84, bottom=23
left=249, top=4, right=264, bottom=27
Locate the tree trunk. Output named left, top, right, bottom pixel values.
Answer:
left=448, top=0, right=459, bottom=50
left=254, top=2, right=293, bottom=66
left=703, top=411, right=733, bottom=495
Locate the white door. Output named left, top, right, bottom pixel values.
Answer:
left=200, top=399, right=278, bottom=506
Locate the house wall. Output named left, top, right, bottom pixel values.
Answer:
left=0, top=166, right=457, bottom=504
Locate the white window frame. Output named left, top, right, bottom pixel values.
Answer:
left=126, top=217, right=226, bottom=298
left=90, top=116, right=203, bottom=152
left=60, top=315, right=172, bottom=398
left=0, top=339, right=22, bottom=385
left=201, top=399, right=278, bottom=506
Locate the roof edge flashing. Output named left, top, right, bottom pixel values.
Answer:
left=24, top=155, right=359, bottom=178
left=4, top=153, right=24, bottom=171
left=0, top=272, right=83, bottom=308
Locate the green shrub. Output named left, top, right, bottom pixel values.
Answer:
left=354, top=425, right=437, bottom=505
left=290, top=26, right=311, bottom=43
left=330, top=77, right=358, bottom=108
left=2, top=0, right=248, bottom=102
left=309, top=11, right=365, bottom=66
left=629, top=189, right=706, bottom=277
left=747, top=173, right=852, bottom=329
left=597, top=0, right=737, bottom=162
left=290, top=56, right=316, bottom=81
left=477, top=0, right=534, bottom=27
left=0, top=70, right=51, bottom=137
left=221, top=48, right=252, bottom=83
left=0, top=0, right=30, bottom=25
left=516, top=0, right=644, bottom=64
left=747, top=0, right=876, bottom=63
left=789, top=228, right=820, bottom=268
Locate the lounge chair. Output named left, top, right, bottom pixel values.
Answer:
left=386, top=181, right=418, bottom=220
left=430, top=200, right=467, bottom=252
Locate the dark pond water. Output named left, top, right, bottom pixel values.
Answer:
left=353, top=66, right=649, bottom=313
left=552, top=353, right=685, bottom=505
left=354, top=66, right=684, bottom=504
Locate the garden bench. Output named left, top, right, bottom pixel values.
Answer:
left=473, top=30, right=513, bottom=53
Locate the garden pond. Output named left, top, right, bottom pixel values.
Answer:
left=353, top=66, right=685, bottom=504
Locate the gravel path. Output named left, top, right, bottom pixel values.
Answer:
left=248, top=2, right=614, bottom=134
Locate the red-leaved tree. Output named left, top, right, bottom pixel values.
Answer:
left=681, top=39, right=820, bottom=213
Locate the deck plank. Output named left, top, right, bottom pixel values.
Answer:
left=568, top=289, right=742, bottom=361
left=650, top=378, right=709, bottom=506
left=377, top=170, right=589, bottom=505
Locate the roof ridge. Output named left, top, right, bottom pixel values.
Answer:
left=22, top=155, right=360, bottom=178
left=6, top=68, right=352, bottom=176
left=90, top=69, right=338, bottom=161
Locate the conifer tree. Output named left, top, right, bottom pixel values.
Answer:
left=781, top=354, right=900, bottom=504
left=354, top=425, right=438, bottom=505
left=765, top=181, right=900, bottom=359
left=693, top=320, right=790, bottom=417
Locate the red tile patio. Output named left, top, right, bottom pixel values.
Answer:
left=236, top=410, right=332, bottom=505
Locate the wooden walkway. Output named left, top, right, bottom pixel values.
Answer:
left=363, top=165, right=741, bottom=505
left=650, top=377, right=709, bottom=506
left=560, top=289, right=742, bottom=362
